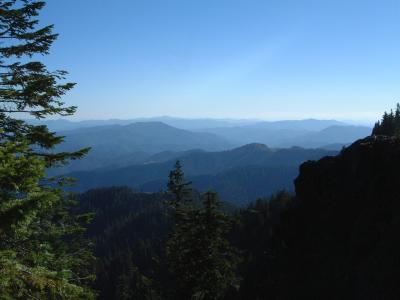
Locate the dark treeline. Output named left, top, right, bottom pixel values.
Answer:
left=73, top=187, right=170, bottom=299
left=74, top=179, right=296, bottom=299
left=372, top=103, right=400, bottom=136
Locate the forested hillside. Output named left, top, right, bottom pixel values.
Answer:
left=74, top=187, right=170, bottom=299
left=67, top=143, right=336, bottom=204
left=75, top=129, right=400, bottom=299
left=74, top=184, right=293, bottom=299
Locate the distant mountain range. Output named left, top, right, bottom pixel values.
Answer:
left=28, top=116, right=369, bottom=131
left=66, top=143, right=337, bottom=205
left=278, top=125, right=371, bottom=148
left=28, top=116, right=260, bottom=131
left=35, top=117, right=372, bottom=203
left=50, top=122, right=232, bottom=174
left=230, top=119, right=347, bottom=131
left=44, top=118, right=371, bottom=175
left=200, top=124, right=371, bottom=149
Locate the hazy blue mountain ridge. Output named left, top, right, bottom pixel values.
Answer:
left=66, top=143, right=336, bottom=204
left=28, top=117, right=260, bottom=131
left=46, top=120, right=370, bottom=176
left=29, top=117, right=356, bottom=132
left=278, top=125, right=371, bottom=148
left=201, top=124, right=371, bottom=148
left=49, top=122, right=233, bottom=174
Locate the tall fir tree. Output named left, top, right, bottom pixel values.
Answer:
left=167, top=160, right=192, bottom=206
left=166, top=162, right=239, bottom=300
left=0, top=1, right=94, bottom=298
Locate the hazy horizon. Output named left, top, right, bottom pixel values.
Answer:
left=37, top=115, right=374, bottom=127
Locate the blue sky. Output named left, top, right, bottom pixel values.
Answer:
left=41, top=0, right=400, bottom=123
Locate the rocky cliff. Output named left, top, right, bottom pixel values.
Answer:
left=283, top=136, right=400, bottom=299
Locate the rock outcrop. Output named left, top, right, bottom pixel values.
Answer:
left=284, top=136, right=400, bottom=299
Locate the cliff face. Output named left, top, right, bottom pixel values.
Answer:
left=286, top=136, right=400, bottom=300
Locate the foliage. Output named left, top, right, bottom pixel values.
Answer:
left=372, top=103, right=400, bottom=136
left=166, top=161, right=239, bottom=300
left=75, top=186, right=296, bottom=300
left=75, top=187, right=170, bottom=300
left=228, top=191, right=294, bottom=299
left=0, top=139, right=95, bottom=299
left=0, top=0, right=93, bottom=298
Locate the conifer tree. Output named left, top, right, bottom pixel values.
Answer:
left=167, top=160, right=192, bottom=206
left=372, top=103, right=400, bottom=136
left=0, top=1, right=94, bottom=298
left=115, top=251, right=155, bottom=300
left=166, top=162, right=238, bottom=300
left=191, top=191, right=239, bottom=300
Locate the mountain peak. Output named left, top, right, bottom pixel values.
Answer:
left=125, top=121, right=173, bottom=128
left=233, top=143, right=272, bottom=152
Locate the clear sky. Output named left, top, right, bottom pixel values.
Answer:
left=40, top=0, right=400, bottom=122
